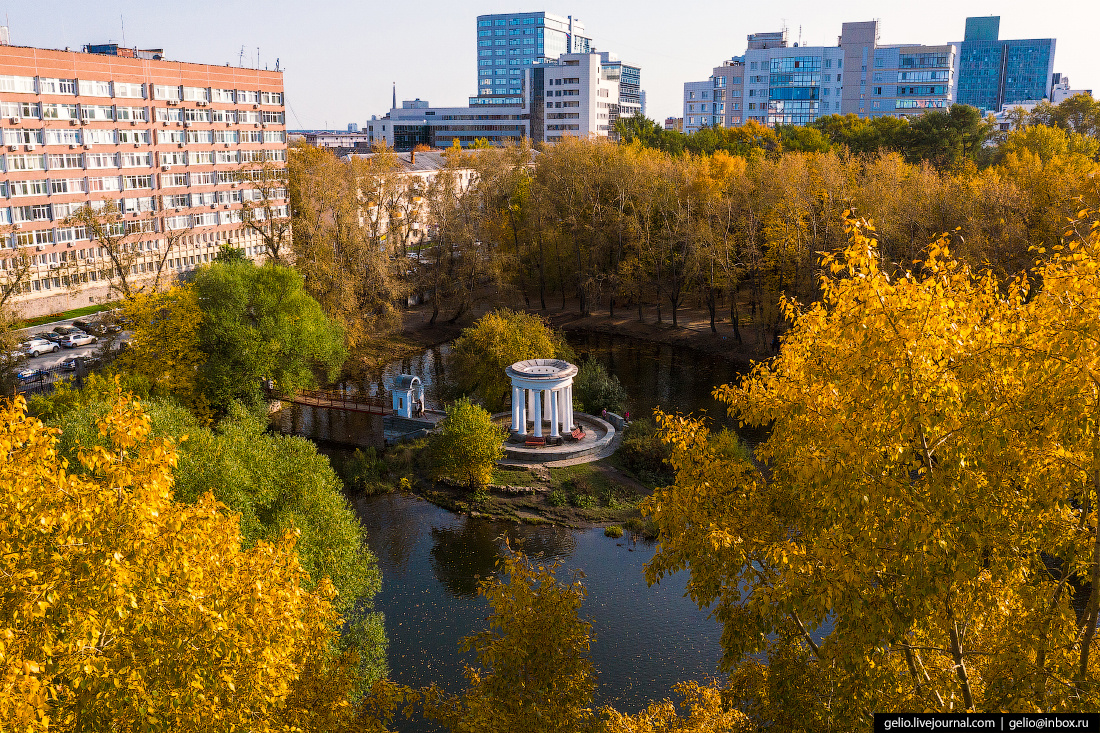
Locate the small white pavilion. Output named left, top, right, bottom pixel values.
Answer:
left=505, top=359, right=578, bottom=441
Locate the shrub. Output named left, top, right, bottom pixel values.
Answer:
left=432, top=398, right=506, bottom=490
left=604, top=525, right=624, bottom=538
left=342, top=447, right=390, bottom=494
left=547, top=490, right=569, bottom=507
left=617, top=418, right=673, bottom=485
left=573, top=360, right=628, bottom=416
left=570, top=493, right=599, bottom=510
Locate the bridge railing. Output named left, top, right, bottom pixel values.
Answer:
left=281, top=387, right=388, bottom=415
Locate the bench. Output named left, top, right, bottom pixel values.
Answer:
left=525, top=436, right=546, bottom=448
left=570, top=427, right=585, bottom=441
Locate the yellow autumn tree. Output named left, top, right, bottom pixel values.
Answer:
left=111, top=284, right=207, bottom=416
left=644, top=212, right=1100, bottom=725
left=0, top=394, right=355, bottom=731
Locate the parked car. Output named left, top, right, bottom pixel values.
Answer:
left=59, top=355, right=101, bottom=371
left=24, top=339, right=59, bottom=356
left=35, top=331, right=65, bottom=343
left=60, top=332, right=97, bottom=348
left=16, top=368, right=48, bottom=384
left=53, top=324, right=78, bottom=337
left=72, top=319, right=101, bottom=334
left=103, top=322, right=123, bottom=333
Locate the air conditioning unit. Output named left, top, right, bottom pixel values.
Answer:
left=83, top=144, right=92, bottom=150
left=25, top=144, right=35, bottom=151
left=69, top=119, right=78, bottom=126
left=161, top=165, right=170, bottom=171
left=183, top=121, right=191, bottom=128
left=133, top=143, right=140, bottom=148
left=175, top=121, right=182, bottom=127
left=130, top=120, right=137, bottom=126
left=69, top=143, right=78, bottom=149
left=177, top=143, right=184, bottom=148
left=175, top=206, right=182, bottom=211
left=198, top=101, right=207, bottom=107
left=254, top=122, right=260, bottom=128
left=252, top=103, right=259, bottom=109
left=6, top=145, right=16, bottom=151
left=223, top=204, right=230, bottom=209
left=162, top=121, right=169, bottom=126
left=10, top=116, right=20, bottom=123
left=210, top=203, right=217, bottom=209
left=223, top=142, right=230, bottom=148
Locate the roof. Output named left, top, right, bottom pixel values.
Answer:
left=394, top=375, right=421, bottom=390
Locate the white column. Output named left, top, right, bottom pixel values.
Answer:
left=543, top=388, right=551, bottom=423
left=511, top=385, right=521, bottom=432
left=532, top=389, right=543, bottom=438
left=519, top=388, right=527, bottom=434
left=550, top=388, right=560, bottom=438
left=567, top=384, right=574, bottom=431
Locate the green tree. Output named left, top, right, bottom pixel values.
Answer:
left=644, top=214, right=1100, bottom=724
left=776, top=125, right=831, bottom=153
left=572, top=360, right=628, bottom=415
left=423, top=553, right=595, bottom=733
left=191, top=260, right=347, bottom=412
left=451, top=309, right=567, bottom=412
left=432, top=397, right=505, bottom=490
left=903, top=104, right=991, bottom=168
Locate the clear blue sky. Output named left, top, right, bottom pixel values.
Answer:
left=6, top=0, right=1098, bottom=128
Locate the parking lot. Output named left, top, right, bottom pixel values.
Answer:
left=13, top=315, right=131, bottom=393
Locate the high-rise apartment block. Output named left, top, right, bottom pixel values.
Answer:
left=954, top=16, right=1055, bottom=113
left=472, top=12, right=590, bottom=105
left=0, top=42, right=288, bottom=317
left=684, top=20, right=959, bottom=131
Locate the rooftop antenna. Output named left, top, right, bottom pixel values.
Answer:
left=120, top=14, right=126, bottom=45
left=798, top=25, right=802, bottom=46
left=392, top=82, right=396, bottom=110
left=256, top=46, right=260, bottom=69
left=238, top=45, right=246, bottom=67
left=274, top=57, right=280, bottom=71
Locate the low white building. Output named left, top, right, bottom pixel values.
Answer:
left=533, top=52, right=620, bottom=143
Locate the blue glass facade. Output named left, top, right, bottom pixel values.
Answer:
left=473, top=12, right=591, bottom=101
left=955, top=16, right=1055, bottom=112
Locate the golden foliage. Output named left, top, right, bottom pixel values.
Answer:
left=0, top=394, right=349, bottom=731
left=644, top=212, right=1100, bottom=721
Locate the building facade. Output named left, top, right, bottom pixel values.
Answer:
left=683, top=20, right=960, bottom=130
left=0, top=43, right=287, bottom=317
left=532, top=53, right=620, bottom=143
left=954, top=16, right=1055, bottom=113
left=472, top=11, right=591, bottom=105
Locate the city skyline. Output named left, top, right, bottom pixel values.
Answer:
left=3, top=0, right=1097, bottom=129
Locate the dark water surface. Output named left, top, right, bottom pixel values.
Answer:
left=356, top=492, right=724, bottom=727
left=346, top=332, right=758, bottom=730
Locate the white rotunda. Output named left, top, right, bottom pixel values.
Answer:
left=505, top=358, right=578, bottom=442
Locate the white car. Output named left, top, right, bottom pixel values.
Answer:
left=23, top=339, right=59, bottom=357
left=60, top=332, right=98, bottom=349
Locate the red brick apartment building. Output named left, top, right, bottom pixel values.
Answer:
left=0, top=42, right=288, bottom=317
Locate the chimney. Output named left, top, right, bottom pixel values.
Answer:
left=410, top=150, right=415, bottom=164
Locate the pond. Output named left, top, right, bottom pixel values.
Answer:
left=341, top=331, right=761, bottom=730
left=356, top=491, right=724, bottom=730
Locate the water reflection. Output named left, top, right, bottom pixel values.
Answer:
left=355, top=492, right=723, bottom=731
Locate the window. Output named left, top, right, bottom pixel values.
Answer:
left=190, top=151, right=214, bottom=165
left=10, top=179, right=48, bottom=196
left=165, top=215, right=190, bottom=230
left=216, top=150, right=239, bottom=164
left=8, top=154, right=46, bottom=171
left=263, top=130, right=285, bottom=144
left=237, top=90, right=259, bottom=104
left=83, top=129, right=116, bottom=145
left=182, top=86, right=210, bottom=102
left=121, top=152, right=151, bottom=167
left=116, top=105, right=147, bottom=121
left=123, top=174, right=153, bottom=189
left=155, top=107, right=183, bottom=122
left=13, top=204, right=51, bottom=222
left=185, top=108, right=211, bottom=122
left=260, top=91, right=283, bottom=106
left=82, top=104, right=114, bottom=120
left=261, top=110, right=284, bottom=124
left=0, top=101, right=40, bottom=118
left=185, top=130, right=213, bottom=144
left=114, top=82, right=145, bottom=99
left=116, top=129, right=150, bottom=145
left=212, top=88, right=235, bottom=103
left=42, top=129, right=78, bottom=145
left=85, top=153, right=117, bottom=169
left=88, top=176, right=121, bottom=192
left=211, top=109, right=236, bottom=123
left=160, top=173, right=187, bottom=188
left=47, top=153, right=83, bottom=169
left=0, top=75, right=36, bottom=93
left=5, top=129, right=44, bottom=145
left=190, top=171, right=216, bottom=186
left=159, top=150, right=187, bottom=166
left=42, top=103, right=79, bottom=120
left=153, top=85, right=181, bottom=101
left=157, top=130, right=186, bottom=145
left=163, top=193, right=190, bottom=208
left=78, top=79, right=112, bottom=97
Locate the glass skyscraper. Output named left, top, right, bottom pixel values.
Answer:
left=472, top=11, right=592, bottom=105
left=955, top=16, right=1055, bottom=113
